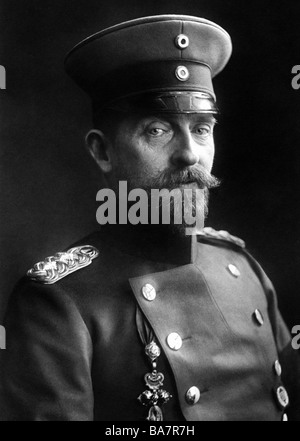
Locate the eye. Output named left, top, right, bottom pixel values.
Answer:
left=193, top=124, right=212, bottom=138
left=146, top=122, right=171, bottom=138
left=148, top=127, right=166, bottom=136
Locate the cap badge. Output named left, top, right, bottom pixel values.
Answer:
left=175, top=34, right=189, bottom=49
left=175, top=65, right=189, bottom=81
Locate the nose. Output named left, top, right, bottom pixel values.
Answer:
left=170, top=129, right=204, bottom=168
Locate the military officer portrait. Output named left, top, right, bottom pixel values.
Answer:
left=1, top=1, right=300, bottom=422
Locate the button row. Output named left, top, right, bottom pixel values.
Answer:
left=184, top=384, right=290, bottom=410
left=142, top=282, right=266, bottom=329
left=140, top=283, right=289, bottom=416
left=185, top=381, right=290, bottom=413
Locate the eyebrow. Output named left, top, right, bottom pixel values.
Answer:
left=135, top=113, right=218, bottom=132
left=202, top=115, right=217, bottom=124
left=193, top=114, right=217, bottom=123
left=150, top=114, right=218, bottom=125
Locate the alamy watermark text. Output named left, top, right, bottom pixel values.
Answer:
left=96, top=181, right=205, bottom=235
left=0, top=325, right=6, bottom=349
left=0, top=65, right=6, bottom=89
left=292, top=325, right=300, bottom=350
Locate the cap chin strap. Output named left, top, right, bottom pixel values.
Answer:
left=107, top=91, right=219, bottom=114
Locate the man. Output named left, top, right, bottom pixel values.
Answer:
left=1, top=14, right=299, bottom=421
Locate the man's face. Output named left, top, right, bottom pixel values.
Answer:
left=109, top=112, right=217, bottom=190
left=100, top=111, right=219, bottom=233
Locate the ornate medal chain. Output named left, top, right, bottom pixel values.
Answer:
left=136, top=308, right=172, bottom=421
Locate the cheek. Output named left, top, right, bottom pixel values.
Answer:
left=129, top=136, right=167, bottom=169
left=207, top=139, right=215, bottom=171
left=112, top=136, right=140, bottom=170
left=135, top=148, right=165, bottom=182
left=113, top=138, right=163, bottom=183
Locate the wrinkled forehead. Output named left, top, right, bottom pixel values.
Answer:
left=132, top=112, right=217, bottom=127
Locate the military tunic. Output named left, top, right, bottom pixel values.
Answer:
left=0, top=227, right=299, bottom=421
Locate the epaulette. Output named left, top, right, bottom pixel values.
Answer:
left=197, top=227, right=246, bottom=249
left=27, top=245, right=99, bottom=284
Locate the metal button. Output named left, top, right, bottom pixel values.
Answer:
left=276, top=386, right=289, bottom=409
left=274, top=360, right=282, bottom=377
left=253, top=309, right=264, bottom=326
left=142, top=284, right=156, bottom=301
left=185, top=386, right=200, bottom=405
left=167, top=332, right=182, bottom=351
left=227, top=264, right=240, bottom=278
left=175, top=34, right=189, bottom=49
left=282, top=413, right=288, bottom=421
left=175, top=65, right=189, bottom=82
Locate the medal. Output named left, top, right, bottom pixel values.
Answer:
left=138, top=340, right=172, bottom=421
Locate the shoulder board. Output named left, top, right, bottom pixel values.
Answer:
left=197, top=227, right=246, bottom=249
left=27, top=245, right=99, bottom=284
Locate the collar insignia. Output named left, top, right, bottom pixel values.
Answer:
left=198, top=227, right=246, bottom=249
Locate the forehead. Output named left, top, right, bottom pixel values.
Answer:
left=119, top=112, right=217, bottom=128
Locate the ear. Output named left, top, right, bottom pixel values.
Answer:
left=85, top=129, right=113, bottom=174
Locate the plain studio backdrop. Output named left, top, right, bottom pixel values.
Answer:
left=0, top=0, right=300, bottom=333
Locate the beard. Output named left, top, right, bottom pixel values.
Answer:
left=111, top=163, right=220, bottom=235
left=148, top=165, right=220, bottom=234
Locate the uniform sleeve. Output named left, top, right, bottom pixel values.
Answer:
left=244, top=250, right=300, bottom=421
left=0, top=279, right=94, bottom=421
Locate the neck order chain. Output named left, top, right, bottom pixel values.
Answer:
left=136, top=306, right=172, bottom=421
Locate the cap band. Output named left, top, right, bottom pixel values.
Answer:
left=77, top=61, right=215, bottom=109
left=105, top=91, right=218, bottom=114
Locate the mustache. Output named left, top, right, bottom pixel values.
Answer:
left=150, top=165, right=221, bottom=190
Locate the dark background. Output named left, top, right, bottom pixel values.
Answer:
left=0, top=0, right=300, bottom=330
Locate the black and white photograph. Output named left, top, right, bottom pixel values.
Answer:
left=0, top=0, right=300, bottom=423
